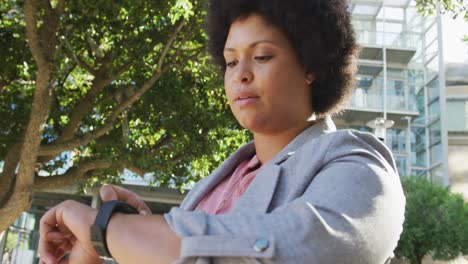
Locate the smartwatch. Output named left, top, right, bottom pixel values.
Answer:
left=90, top=200, right=139, bottom=258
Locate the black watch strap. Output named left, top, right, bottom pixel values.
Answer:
left=90, top=200, right=139, bottom=258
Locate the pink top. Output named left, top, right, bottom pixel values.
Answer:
left=195, top=155, right=262, bottom=215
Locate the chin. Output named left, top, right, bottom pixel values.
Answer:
left=238, top=119, right=256, bottom=131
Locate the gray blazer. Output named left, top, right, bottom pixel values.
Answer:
left=164, top=116, right=406, bottom=264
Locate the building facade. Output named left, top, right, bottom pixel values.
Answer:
left=336, top=0, right=450, bottom=185
left=446, top=62, right=468, bottom=200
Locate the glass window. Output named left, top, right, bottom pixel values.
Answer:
left=387, top=68, right=406, bottom=79
left=352, top=19, right=374, bottom=32
left=353, top=4, right=380, bottom=16
left=413, top=88, right=426, bottom=125
left=386, top=128, right=406, bottom=153
left=425, top=23, right=438, bottom=45
left=429, top=142, right=442, bottom=164
left=377, top=6, right=405, bottom=20
left=386, top=7, right=404, bottom=20
left=406, top=7, right=423, bottom=33
left=430, top=165, right=444, bottom=184
left=426, top=55, right=440, bottom=80
left=387, top=79, right=406, bottom=111
left=408, top=69, right=425, bottom=86
left=428, top=100, right=440, bottom=123
left=395, top=156, right=407, bottom=177
left=426, top=77, right=439, bottom=101
left=351, top=74, right=386, bottom=110
left=465, top=101, right=468, bottom=128
left=446, top=100, right=467, bottom=131
left=411, top=126, right=427, bottom=167
left=407, top=84, right=420, bottom=112
left=377, top=21, right=403, bottom=33
left=429, top=120, right=441, bottom=145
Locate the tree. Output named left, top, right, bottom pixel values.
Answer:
left=0, top=0, right=248, bottom=232
left=415, top=0, right=468, bottom=41
left=394, top=176, right=468, bottom=264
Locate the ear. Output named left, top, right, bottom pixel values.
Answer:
left=305, top=71, right=315, bottom=85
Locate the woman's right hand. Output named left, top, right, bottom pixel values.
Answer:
left=99, top=184, right=152, bottom=215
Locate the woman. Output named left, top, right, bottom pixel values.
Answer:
left=38, top=0, right=406, bottom=263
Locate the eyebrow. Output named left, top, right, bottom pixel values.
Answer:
left=224, top=40, right=280, bottom=52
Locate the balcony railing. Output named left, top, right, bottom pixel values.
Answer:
left=347, top=87, right=418, bottom=112
left=355, top=30, right=420, bottom=50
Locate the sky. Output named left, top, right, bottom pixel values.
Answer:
left=442, top=14, right=468, bottom=64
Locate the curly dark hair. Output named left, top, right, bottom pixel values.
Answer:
left=206, top=0, right=360, bottom=116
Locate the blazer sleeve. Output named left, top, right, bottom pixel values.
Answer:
left=164, top=131, right=406, bottom=264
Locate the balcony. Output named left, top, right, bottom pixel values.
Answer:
left=336, top=79, right=420, bottom=127
left=356, top=30, right=417, bottom=64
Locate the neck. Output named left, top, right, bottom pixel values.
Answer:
left=253, top=121, right=316, bottom=165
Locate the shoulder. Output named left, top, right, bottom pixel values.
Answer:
left=298, top=128, right=397, bottom=173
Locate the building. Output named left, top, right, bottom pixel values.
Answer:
left=446, top=62, right=468, bottom=200
left=336, top=0, right=450, bottom=186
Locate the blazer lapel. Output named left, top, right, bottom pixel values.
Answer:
left=234, top=159, right=282, bottom=213
left=234, top=116, right=336, bottom=213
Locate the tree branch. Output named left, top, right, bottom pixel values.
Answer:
left=48, top=55, right=134, bottom=153
left=151, top=134, right=173, bottom=153
left=33, top=158, right=156, bottom=191
left=40, top=0, right=64, bottom=62
left=119, top=160, right=157, bottom=178
left=48, top=71, right=113, bottom=143
left=24, top=0, right=46, bottom=67
left=61, top=37, right=97, bottom=75
left=18, top=0, right=57, bottom=190
left=38, top=20, right=187, bottom=157
left=0, top=143, right=22, bottom=208
left=156, top=19, right=186, bottom=74
left=33, top=159, right=114, bottom=191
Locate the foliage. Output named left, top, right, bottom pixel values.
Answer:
left=415, top=0, right=467, bottom=19
left=394, top=176, right=468, bottom=264
left=0, top=0, right=248, bottom=198
left=415, top=0, right=468, bottom=42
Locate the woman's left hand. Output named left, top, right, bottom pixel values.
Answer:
left=38, top=200, right=103, bottom=264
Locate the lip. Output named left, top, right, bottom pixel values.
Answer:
left=235, top=96, right=259, bottom=106
left=234, top=92, right=260, bottom=106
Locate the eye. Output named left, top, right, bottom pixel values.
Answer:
left=226, top=60, right=238, bottom=68
left=255, top=55, right=273, bottom=62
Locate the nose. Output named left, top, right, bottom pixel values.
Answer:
left=235, top=62, right=254, bottom=84
left=239, top=71, right=253, bottom=83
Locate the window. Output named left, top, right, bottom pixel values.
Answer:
left=411, top=126, right=427, bottom=167
left=465, top=101, right=468, bottom=128
left=446, top=100, right=468, bottom=131
left=430, top=143, right=442, bottom=164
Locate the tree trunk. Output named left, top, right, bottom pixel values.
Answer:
left=0, top=188, right=31, bottom=233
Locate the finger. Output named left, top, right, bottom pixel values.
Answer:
left=59, top=257, right=69, bottom=264
left=46, top=231, right=67, bottom=244
left=39, top=207, right=60, bottom=264
left=126, top=194, right=152, bottom=215
left=99, top=184, right=118, bottom=201
left=38, top=237, right=58, bottom=264
left=100, top=184, right=152, bottom=214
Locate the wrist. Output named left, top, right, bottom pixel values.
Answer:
left=90, top=201, right=139, bottom=258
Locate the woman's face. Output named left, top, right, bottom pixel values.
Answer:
left=224, top=14, right=315, bottom=135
